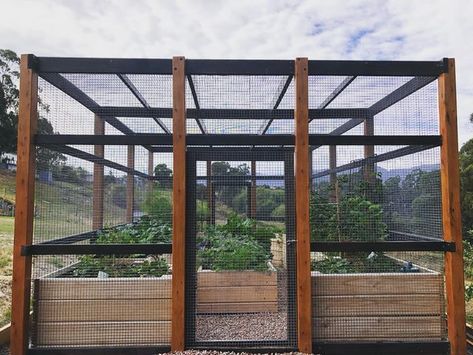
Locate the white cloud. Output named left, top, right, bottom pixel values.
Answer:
left=1, top=0, right=472, bottom=145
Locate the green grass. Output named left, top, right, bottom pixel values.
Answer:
left=0, top=217, right=13, bottom=327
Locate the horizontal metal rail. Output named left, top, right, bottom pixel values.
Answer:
left=310, top=241, right=455, bottom=252
left=22, top=243, right=172, bottom=256
left=313, top=341, right=450, bottom=355
left=93, top=107, right=370, bottom=119
left=35, top=134, right=442, bottom=147
left=31, top=55, right=447, bottom=76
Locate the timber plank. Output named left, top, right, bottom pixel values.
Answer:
left=36, top=299, right=171, bottom=322
left=312, top=273, right=443, bottom=296
left=37, top=278, right=171, bottom=300
left=35, top=321, right=170, bottom=346
left=196, top=286, right=277, bottom=303
left=313, top=294, right=442, bottom=317
left=313, top=316, right=444, bottom=340
left=197, top=271, right=277, bottom=287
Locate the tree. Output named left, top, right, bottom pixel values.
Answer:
left=0, top=49, right=19, bottom=160
left=0, top=49, right=64, bottom=169
left=154, top=163, right=172, bottom=188
left=460, top=138, right=473, bottom=239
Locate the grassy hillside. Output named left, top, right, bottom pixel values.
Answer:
left=0, top=169, right=130, bottom=326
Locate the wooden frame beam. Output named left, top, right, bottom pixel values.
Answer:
left=439, top=58, right=466, bottom=355
left=171, top=56, right=186, bottom=351
left=92, top=115, right=105, bottom=229
left=11, top=54, right=38, bottom=355
left=295, top=57, right=312, bottom=353
left=126, top=145, right=135, bottom=223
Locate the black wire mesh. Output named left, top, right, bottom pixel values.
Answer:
left=28, top=59, right=448, bottom=350
left=186, top=150, right=296, bottom=348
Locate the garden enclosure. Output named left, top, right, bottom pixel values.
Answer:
left=11, top=56, right=465, bottom=355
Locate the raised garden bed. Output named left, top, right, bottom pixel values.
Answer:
left=33, top=269, right=278, bottom=348
left=311, top=272, right=446, bottom=342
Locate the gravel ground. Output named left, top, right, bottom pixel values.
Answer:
left=163, top=352, right=304, bottom=355
left=196, top=313, right=287, bottom=341
left=0, top=345, right=8, bottom=355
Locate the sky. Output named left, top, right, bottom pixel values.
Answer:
left=1, top=0, right=472, bottom=147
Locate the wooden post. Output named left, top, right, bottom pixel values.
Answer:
left=250, top=160, right=257, bottom=218
left=93, top=115, right=104, bottom=230
left=364, top=117, right=375, bottom=184
left=126, top=145, right=135, bottom=223
left=171, top=56, right=186, bottom=351
left=439, top=58, right=466, bottom=355
left=11, top=54, right=38, bottom=355
left=329, top=145, right=337, bottom=202
left=294, top=57, right=312, bottom=353
left=148, top=150, right=154, bottom=194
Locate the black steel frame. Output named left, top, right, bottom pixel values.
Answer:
left=185, top=149, right=297, bottom=350
left=25, top=56, right=453, bottom=353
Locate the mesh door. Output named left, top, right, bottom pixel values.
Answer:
left=186, top=150, right=296, bottom=349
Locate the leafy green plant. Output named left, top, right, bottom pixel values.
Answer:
left=312, top=256, right=355, bottom=274
left=96, top=216, right=171, bottom=244
left=73, top=256, right=169, bottom=278
left=197, top=214, right=272, bottom=271
left=142, top=189, right=172, bottom=223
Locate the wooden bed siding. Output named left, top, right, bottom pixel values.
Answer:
left=312, top=272, right=446, bottom=341
left=33, top=271, right=278, bottom=347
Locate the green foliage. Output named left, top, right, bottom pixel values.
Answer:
left=154, top=163, right=172, bottom=188
left=75, top=217, right=171, bottom=278
left=310, top=190, right=387, bottom=242
left=464, top=239, right=473, bottom=280
left=73, top=256, right=169, bottom=278
left=271, top=204, right=285, bottom=218
left=312, top=256, right=355, bottom=274
left=142, top=188, right=172, bottom=224
left=96, top=216, right=172, bottom=244
left=198, top=214, right=272, bottom=271
left=0, top=49, right=64, bottom=166
left=460, top=139, right=473, bottom=239
left=312, top=253, right=402, bottom=274
left=338, top=195, right=387, bottom=242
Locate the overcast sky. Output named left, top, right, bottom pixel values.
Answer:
left=1, top=0, right=472, bottom=146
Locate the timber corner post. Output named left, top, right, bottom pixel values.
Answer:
left=439, top=58, right=467, bottom=355
left=11, top=54, right=38, bottom=355
left=294, top=57, right=312, bottom=353
left=171, top=56, right=186, bottom=351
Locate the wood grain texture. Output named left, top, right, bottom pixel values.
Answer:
left=363, top=118, right=375, bottom=182
left=439, top=58, right=467, bottom=355
left=126, top=144, right=135, bottom=223
left=11, top=54, right=38, bottom=355
left=311, top=273, right=446, bottom=342
left=313, top=294, right=442, bottom=317
left=294, top=57, right=312, bottom=353
left=93, top=115, right=105, bottom=229
left=312, top=272, right=443, bottom=295
left=171, top=56, right=186, bottom=351
left=313, top=316, right=443, bottom=340
left=35, top=321, right=171, bottom=346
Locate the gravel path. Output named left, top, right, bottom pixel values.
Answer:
left=196, top=313, right=287, bottom=341
left=165, top=352, right=304, bottom=355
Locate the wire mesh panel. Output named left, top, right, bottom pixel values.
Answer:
left=186, top=150, right=296, bottom=349
left=310, top=144, right=446, bottom=344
